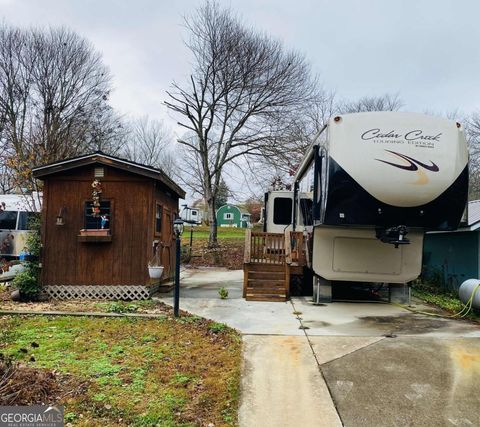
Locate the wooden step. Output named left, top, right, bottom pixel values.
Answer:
left=246, top=295, right=287, bottom=302
left=248, top=278, right=285, bottom=286
left=247, top=288, right=285, bottom=296
left=243, top=261, right=289, bottom=302
left=246, top=263, right=285, bottom=272
left=248, top=271, right=285, bottom=280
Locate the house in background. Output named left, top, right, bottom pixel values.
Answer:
left=422, top=200, right=480, bottom=291
left=216, top=204, right=251, bottom=228
left=32, top=152, right=185, bottom=300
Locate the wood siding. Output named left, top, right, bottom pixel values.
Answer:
left=40, top=165, right=179, bottom=286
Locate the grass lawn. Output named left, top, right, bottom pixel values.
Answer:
left=412, top=283, right=480, bottom=322
left=181, top=226, right=248, bottom=240
left=0, top=313, right=241, bottom=426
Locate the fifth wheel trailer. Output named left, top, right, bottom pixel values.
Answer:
left=264, top=112, right=468, bottom=301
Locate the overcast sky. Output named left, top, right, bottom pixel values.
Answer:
left=1, top=0, right=479, bottom=198
left=2, top=0, right=479, bottom=122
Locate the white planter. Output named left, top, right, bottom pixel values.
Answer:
left=148, top=266, right=164, bottom=279
left=0, top=263, right=26, bottom=281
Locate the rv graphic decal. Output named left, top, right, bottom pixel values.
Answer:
left=361, top=129, right=442, bottom=142
left=376, top=150, right=439, bottom=185
left=376, top=150, right=439, bottom=172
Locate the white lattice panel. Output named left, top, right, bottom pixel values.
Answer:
left=44, top=285, right=159, bottom=300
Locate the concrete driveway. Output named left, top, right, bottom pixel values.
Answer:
left=158, top=268, right=480, bottom=427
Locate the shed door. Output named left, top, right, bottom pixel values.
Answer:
left=162, top=208, right=173, bottom=277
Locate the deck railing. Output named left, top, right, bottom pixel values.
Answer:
left=244, top=230, right=286, bottom=264
left=289, top=231, right=307, bottom=266
left=244, top=230, right=308, bottom=265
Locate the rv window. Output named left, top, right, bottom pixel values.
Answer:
left=273, top=198, right=292, bottom=225
left=85, top=201, right=111, bottom=229
left=0, top=211, right=17, bottom=230
left=300, top=198, right=313, bottom=226
left=17, top=212, right=39, bottom=230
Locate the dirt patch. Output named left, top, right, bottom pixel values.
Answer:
left=0, top=295, right=177, bottom=314
left=0, top=358, right=87, bottom=405
left=184, top=238, right=244, bottom=270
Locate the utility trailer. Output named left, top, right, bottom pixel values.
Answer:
left=243, top=112, right=468, bottom=302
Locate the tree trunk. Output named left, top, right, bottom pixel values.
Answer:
left=207, top=195, right=218, bottom=248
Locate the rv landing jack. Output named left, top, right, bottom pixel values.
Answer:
left=376, top=225, right=410, bottom=248
left=313, top=276, right=331, bottom=304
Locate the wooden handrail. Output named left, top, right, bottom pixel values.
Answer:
left=244, top=229, right=252, bottom=263
left=284, top=230, right=292, bottom=264
left=290, top=231, right=306, bottom=265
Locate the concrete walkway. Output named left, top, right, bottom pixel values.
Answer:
left=158, top=268, right=480, bottom=427
left=239, top=335, right=342, bottom=427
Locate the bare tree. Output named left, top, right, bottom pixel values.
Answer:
left=0, top=24, right=120, bottom=208
left=250, top=90, right=337, bottom=189
left=465, top=112, right=480, bottom=199
left=339, top=93, right=403, bottom=113
left=122, top=116, right=176, bottom=176
left=166, top=1, right=319, bottom=246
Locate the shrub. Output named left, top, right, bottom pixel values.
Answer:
left=11, top=215, right=41, bottom=300
left=218, top=287, right=229, bottom=299
left=208, top=322, right=227, bottom=333
left=12, top=271, right=38, bottom=298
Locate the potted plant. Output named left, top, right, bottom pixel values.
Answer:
left=148, top=264, right=164, bottom=279
left=148, top=244, right=164, bottom=279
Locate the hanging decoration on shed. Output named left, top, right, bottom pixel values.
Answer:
left=91, top=179, right=103, bottom=217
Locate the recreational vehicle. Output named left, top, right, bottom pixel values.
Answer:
left=246, top=112, right=468, bottom=302
left=0, top=194, right=40, bottom=259
left=180, top=205, right=202, bottom=225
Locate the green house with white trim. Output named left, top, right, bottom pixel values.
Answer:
left=216, top=204, right=251, bottom=228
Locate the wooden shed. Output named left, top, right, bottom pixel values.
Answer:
left=32, top=152, right=185, bottom=300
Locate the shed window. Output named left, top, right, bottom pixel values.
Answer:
left=85, top=201, right=111, bottom=229
left=0, top=211, right=18, bottom=230
left=224, top=212, right=233, bottom=220
left=273, top=197, right=292, bottom=225
left=191, top=210, right=197, bottom=216
left=155, top=204, right=162, bottom=234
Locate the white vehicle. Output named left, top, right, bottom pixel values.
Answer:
left=0, top=194, right=40, bottom=259
left=263, top=190, right=313, bottom=234
left=265, top=112, right=468, bottom=300
left=180, top=205, right=202, bottom=225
